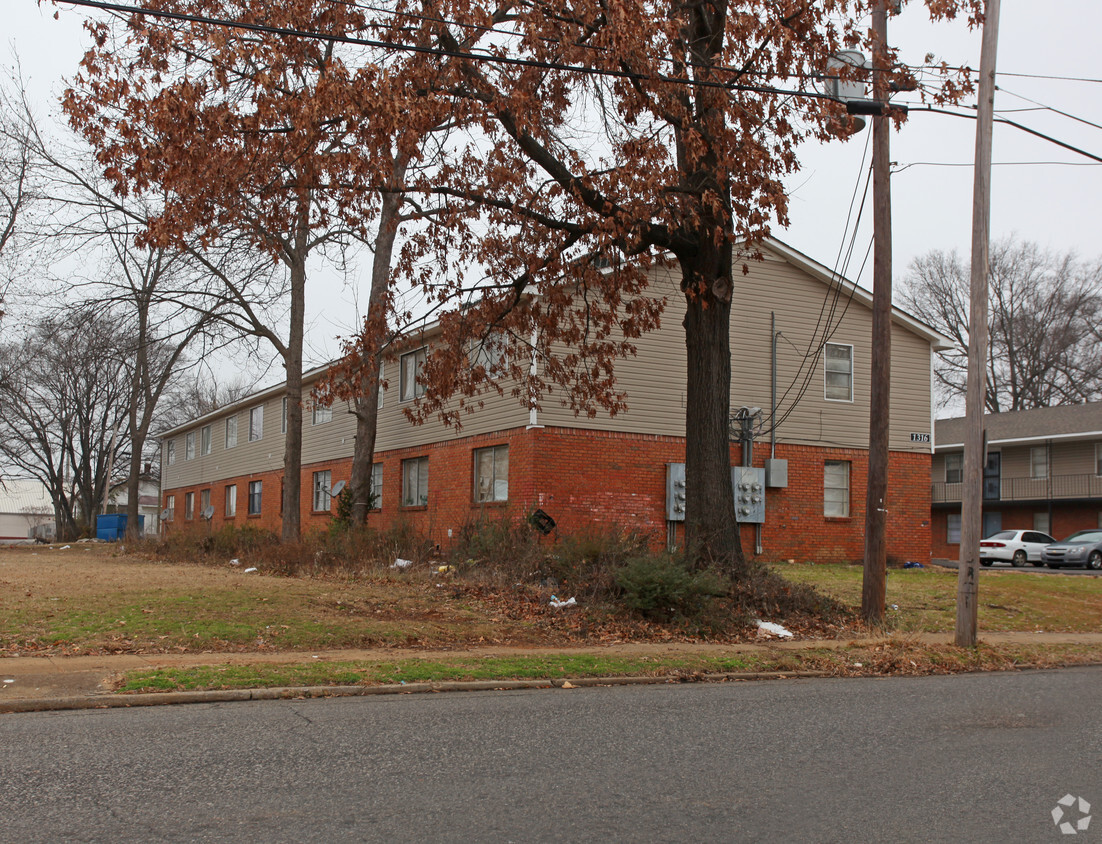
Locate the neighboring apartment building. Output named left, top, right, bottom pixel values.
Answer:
left=0, top=479, right=55, bottom=542
left=159, top=238, right=949, bottom=563
left=931, top=402, right=1102, bottom=559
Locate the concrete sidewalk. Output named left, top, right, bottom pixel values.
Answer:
left=3, top=632, right=1101, bottom=713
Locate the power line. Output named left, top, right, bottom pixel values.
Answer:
left=996, top=86, right=1102, bottom=133
left=893, top=160, right=1101, bottom=172
left=55, top=0, right=845, bottom=103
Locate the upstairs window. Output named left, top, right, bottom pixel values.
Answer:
left=1030, top=446, right=1048, bottom=480
left=945, top=453, right=963, bottom=485
left=185, top=431, right=196, bottom=461
left=824, top=343, right=853, bottom=402
left=200, top=424, right=212, bottom=457
left=312, top=403, right=333, bottom=425
left=225, top=416, right=237, bottom=449
left=400, top=348, right=427, bottom=402
left=166, top=440, right=176, bottom=466
left=249, top=405, right=264, bottom=441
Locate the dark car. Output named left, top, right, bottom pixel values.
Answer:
left=1042, top=530, right=1102, bottom=570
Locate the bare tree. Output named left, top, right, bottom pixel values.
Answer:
left=0, top=74, right=38, bottom=319
left=900, top=238, right=1102, bottom=412
left=0, top=310, right=133, bottom=539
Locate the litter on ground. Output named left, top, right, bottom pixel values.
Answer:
left=243, top=567, right=257, bottom=573
left=756, top=620, right=794, bottom=639
left=391, top=558, right=413, bottom=570
left=549, top=596, right=577, bottom=608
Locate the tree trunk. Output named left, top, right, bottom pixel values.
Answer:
left=125, top=305, right=149, bottom=542
left=349, top=156, right=408, bottom=524
left=679, top=247, right=743, bottom=572
left=281, top=201, right=309, bottom=543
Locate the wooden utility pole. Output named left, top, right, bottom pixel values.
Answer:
left=956, top=0, right=1001, bottom=647
left=861, top=0, right=892, bottom=624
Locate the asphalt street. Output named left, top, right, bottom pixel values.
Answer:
left=2, top=667, right=1099, bottom=842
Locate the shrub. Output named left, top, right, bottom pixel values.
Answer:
left=614, top=554, right=727, bottom=620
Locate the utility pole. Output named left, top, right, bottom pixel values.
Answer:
left=861, top=0, right=892, bottom=624
left=956, top=0, right=1001, bottom=647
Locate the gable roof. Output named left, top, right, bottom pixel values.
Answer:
left=935, top=402, right=1102, bottom=449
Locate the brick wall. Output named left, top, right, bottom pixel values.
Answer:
left=932, top=502, right=1102, bottom=560
left=163, top=425, right=933, bottom=563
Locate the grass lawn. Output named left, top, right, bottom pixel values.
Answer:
left=772, top=561, right=1102, bottom=633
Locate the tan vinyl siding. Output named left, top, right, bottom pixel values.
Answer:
left=1053, top=439, right=1100, bottom=476
left=539, top=247, right=934, bottom=451
left=538, top=263, right=687, bottom=434
left=162, top=397, right=286, bottom=491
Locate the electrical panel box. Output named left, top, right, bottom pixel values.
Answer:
left=733, top=466, right=766, bottom=524
left=764, top=458, right=788, bottom=488
left=665, top=463, right=766, bottom=524
left=665, top=463, right=687, bottom=522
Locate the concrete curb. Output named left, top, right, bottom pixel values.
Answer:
left=0, top=670, right=831, bottom=714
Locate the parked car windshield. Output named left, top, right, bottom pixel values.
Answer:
left=1061, top=531, right=1102, bottom=543
left=988, top=531, right=1017, bottom=540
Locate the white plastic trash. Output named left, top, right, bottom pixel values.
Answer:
left=390, top=558, right=413, bottom=570
left=243, top=567, right=257, bottom=573
left=549, top=596, right=577, bottom=609
left=756, top=620, right=794, bottom=639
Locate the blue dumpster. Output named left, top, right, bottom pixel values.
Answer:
left=95, top=514, right=145, bottom=541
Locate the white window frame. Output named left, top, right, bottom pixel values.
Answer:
left=249, top=405, right=264, bottom=441
left=1030, top=446, right=1048, bottom=480
left=313, top=470, right=333, bottom=512
left=185, top=491, right=195, bottom=520
left=281, top=397, right=288, bottom=434
left=400, top=348, right=427, bottom=402
left=248, top=480, right=263, bottom=515
left=185, top=431, right=196, bottom=461
left=947, top=513, right=962, bottom=544
left=166, top=440, right=176, bottom=466
left=471, top=333, right=507, bottom=376
left=225, top=484, right=237, bottom=518
left=1095, top=443, right=1102, bottom=476
left=401, top=456, right=429, bottom=507
left=225, top=416, right=238, bottom=450
left=165, top=494, right=175, bottom=521
left=824, top=343, right=853, bottom=402
left=312, top=403, right=333, bottom=426
left=370, top=462, right=383, bottom=509
left=200, top=488, right=211, bottom=515
left=474, top=445, right=509, bottom=503
left=945, top=452, right=963, bottom=485
left=824, top=460, right=850, bottom=517
left=200, top=424, right=212, bottom=457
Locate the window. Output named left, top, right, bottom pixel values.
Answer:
left=401, top=457, right=429, bottom=506
left=400, top=348, right=427, bottom=401
left=249, top=405, right=264, bottom=441
left=281, top=397, right=288, bottom=434
left=201, top=424, right=212, bottom=456
left=945, top=453, right=963, bottom=485
left=824, top=343, right=853, bottom=401
left=947, top=513, right=962, bottom=544
left=312, top=403, right=333, bottom=425
left=225, top=416, right=238, bottom=450
left=378, top=375, right=385, bottom=409
left=370, top=462, right=383, bottom=509
left=167, top=440, right=176, bottom=466
left=185, top=491, right=195, bottom=520
left=824, top=460, right=850, bottom=517
left=471, top=333, right=506, bottom=375
left=165, top=495, right=175, bottom=521
left=248, top=480, right=262, bottom=515
left=313, top=470, right=333, bottom=511
left=185, top=431, right=196, bottom=461
left=1095, top=443, right=1102, bottom=476
left=1030, top=446, right=1048, bottom=480
left=1032, top=513, right=1050, bottom=535
left=474, top=445, right=509, bottom=502
left=225, top=484, right=237, bottom=518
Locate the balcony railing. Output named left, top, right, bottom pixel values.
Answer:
left=932, top=473, right=1102, bottom=504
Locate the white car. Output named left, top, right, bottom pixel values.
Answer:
left=979, top=530, right=1055, bottom=567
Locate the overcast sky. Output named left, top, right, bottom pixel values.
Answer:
left=8, top=1, right=1102, bottom=369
